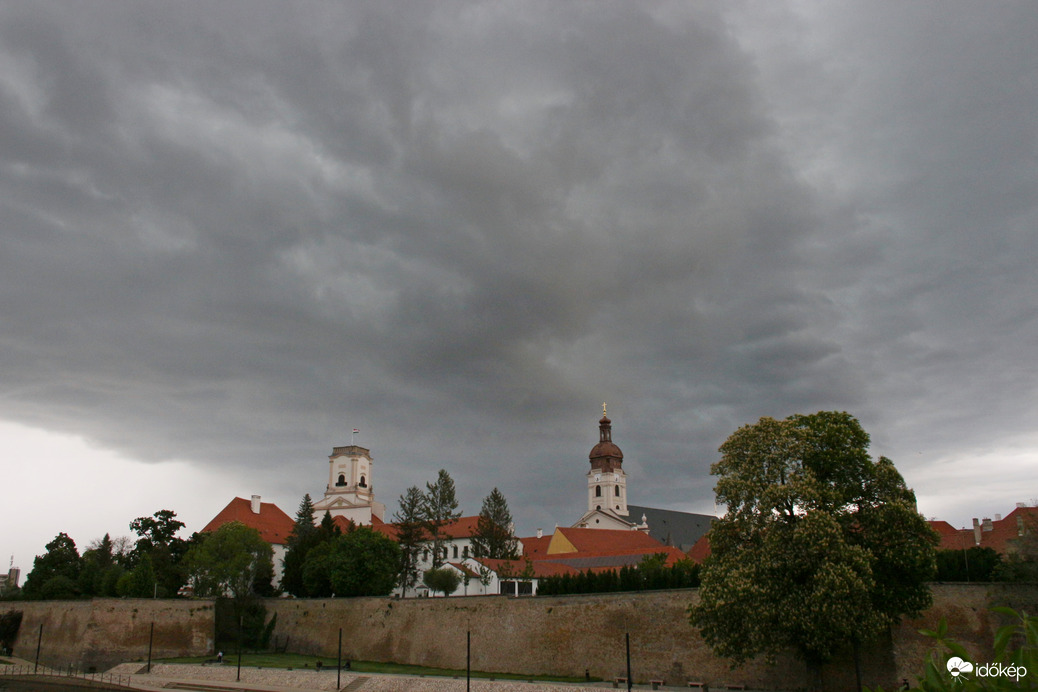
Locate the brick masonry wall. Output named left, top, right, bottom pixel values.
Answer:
left=1, top=584, right=1034, bottom=689
left=266, top=583, right=1038, bottom=691
left=0, top=598, right=215, bottom=671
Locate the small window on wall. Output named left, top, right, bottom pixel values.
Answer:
left=463, top=546, right=469, bottom=558
left=423, top=549, right=429, bottom=561
left=595, top=486, right=602, bottom=497
left=452, top=546, right=458, bottom=559
left=359, top=475, right=367, bottom=488
left=615, top=486, right=620, bottom=496
left=336, top=474, right=346, bottom=486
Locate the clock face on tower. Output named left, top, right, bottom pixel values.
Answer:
left=594, top=473, right=602, bottom=482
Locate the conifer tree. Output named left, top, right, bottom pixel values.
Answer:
left=280, top=494, right=317, bottom=596
left=470, top=487, right=519, bottom=559
left=423, top=469, right=461, bottom=568
left=393, top=486, right=427, bottom=595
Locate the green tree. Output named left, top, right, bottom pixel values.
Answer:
left=330, top=527, right=401, bottom=597
left=935, top=547, right=1002, bottom=582
left=184, top=522, right=274, bottom=600
left=300, top=528, right=400, bottom=598
left=393, top=486, right=427, bottom=596
left=423, top=567, right=461, bottom=597
left=470, top=488, right=519, bottom=560
left=78, top=534, right=117, bottom=596
left=423, top=470, right=461, bottom=568
left=280, top=494, right=318, bottom=597
left=129, top=509, right=189, bottom=597
left=690, top=412, right=937, bottom=684
left=22, top=533, right=82, bottom=599
left=116, top=552, right=157, bottom=597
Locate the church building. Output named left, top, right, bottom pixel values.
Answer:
left=572, top=407, right=715, bottom=552
left=572, top=407, right=649, bottom=532
left=311, top=443, right=386, bottom=525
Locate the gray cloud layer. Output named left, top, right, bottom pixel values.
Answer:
left=2, top=2, right=1036, bottom=538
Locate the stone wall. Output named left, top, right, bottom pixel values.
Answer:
left=0, top=598, right=215, bottom=671
left=265, top=583, right=1038, bottom=691
left=1, top=584, right=1034, bottom=689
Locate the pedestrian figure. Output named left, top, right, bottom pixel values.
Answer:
left=217, top=651, right=223, bottom=664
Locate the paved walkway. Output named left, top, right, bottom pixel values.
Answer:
left=5, top=658, right=684, bottom=692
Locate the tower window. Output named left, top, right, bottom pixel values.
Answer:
left=595, top=486, right=602, bottom=497
left=336, top=474, right=346, bottom=486
left=615, top=486, right=620, bottom=496
left=359, top=475, right=367, bottom=488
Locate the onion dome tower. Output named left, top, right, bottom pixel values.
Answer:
left=587, top=404, right=628, bottom=516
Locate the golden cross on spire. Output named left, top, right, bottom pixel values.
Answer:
left=602, top=402, right=607, bottom=417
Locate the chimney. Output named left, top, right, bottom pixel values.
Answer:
left=973, top=518, right=982, bottom=546
left=536, top=528, right=543, bottom=539
left=983, top=517, right=993, bottom=532
left=995, top=514, right=1002, bottom=522
left=251, top=495, right=262, bottom=514
left=1018, top=502, right=1027, bottom=509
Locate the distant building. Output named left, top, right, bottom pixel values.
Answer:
left=201, top=495, right=294, bottom=585
left=312, top=444, right=386, bottom=525
left=572, top=409, right=715, bottom=551
left=928, top=504, right=1038, bottom=555
left=0, top=566, right=20, bottom=594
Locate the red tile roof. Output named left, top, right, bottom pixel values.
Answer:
left=519, top=534, right=552, bottom=559
left=368, top=515, right=482, bottom=542
left=473, top=558, right=579, bottom=579
left=202, top=497, right=295, bottom=546
left=548, top=527, right=671, bottom=556
left=687, top=534, right=711, bottom=563
left=928, top=506, right=1038, bottom=555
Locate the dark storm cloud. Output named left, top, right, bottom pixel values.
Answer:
left=1, top=1, right=1036, bottom=536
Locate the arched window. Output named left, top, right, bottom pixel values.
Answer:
left=595, top=486, right=602, bottom=497
left=463, top=546, right=469, bottom=558
left=615, top=485, right=621, bottom=496
left=359, top=475, right=367, bottom=488
left=423, top=549, right=429, bottom=562
left=452, top=546, right=459, bottom=559
left=336, top=474, right=346, bottom=486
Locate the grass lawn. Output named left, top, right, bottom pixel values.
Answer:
left=154, top=653, right=598, bottom=683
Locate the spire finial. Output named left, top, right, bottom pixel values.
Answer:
left=602, top=402, right=607, bottom=417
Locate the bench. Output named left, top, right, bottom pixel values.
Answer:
left=613, top=678, right=628, bottom=688
left=687, top=683, right=708, bottom=691
left=726, top=685, right=746, bottom=691
left=651, top=680, right=665, bottom=690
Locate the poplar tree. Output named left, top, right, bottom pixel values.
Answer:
left=470, top=487, right=519, bottom=559
left=423, top=469, right=461, bottom=568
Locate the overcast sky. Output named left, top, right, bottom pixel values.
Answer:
left=2, top=1, right=1037, bottom=578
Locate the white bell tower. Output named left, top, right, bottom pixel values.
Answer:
left=586, top=404, right=628, bottom=517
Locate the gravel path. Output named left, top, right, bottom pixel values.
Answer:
left=103, top=663, right=618, bottom=692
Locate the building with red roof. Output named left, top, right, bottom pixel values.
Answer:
left=201, top=495, right=295, bottom=585
left=928, top=504, right=1038, bottom=555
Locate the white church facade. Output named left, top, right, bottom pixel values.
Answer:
left=311, top=443, right=386, bottom=525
